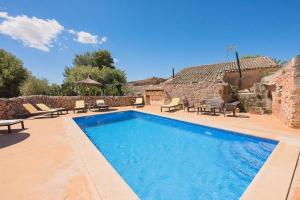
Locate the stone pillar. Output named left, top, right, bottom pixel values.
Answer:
left=272, top=55, right=300, bottom=128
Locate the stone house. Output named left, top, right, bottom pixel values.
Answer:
left=135, top=56, right=279, bottom=105
left=127, top=77, right=167, bottom=95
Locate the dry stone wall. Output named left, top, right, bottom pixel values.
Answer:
left=272, top=56, right=300, bottom=128
left=163, top=82, right=230, bottom=106
left=0, top=95, right=136, bottom=119
left=130, top=82, right=231, bottom=106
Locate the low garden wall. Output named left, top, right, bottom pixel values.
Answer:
left=0, top=95, right=136, bottom=119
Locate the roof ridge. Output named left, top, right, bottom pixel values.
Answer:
left=181, top=56, right=272, bottom=71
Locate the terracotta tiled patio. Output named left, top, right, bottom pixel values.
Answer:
left=1, top=105, right=300, bottom=200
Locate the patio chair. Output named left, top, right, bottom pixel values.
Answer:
left=73, top=100, right=87, bottom=113
left=36, top=103, right=68, bottom=114
left=133, top=97, right=144, bottom=108
left=0, top=119, right=25, bottom=133
left=161, top=98, right=182, bottom=112
left=182, top=98, right=195, bottom=112
left=224, top=101, right=240, bottom=117
left=94, top=99, right=109, bottom=111
left=23, top=103, right=59, bottom=118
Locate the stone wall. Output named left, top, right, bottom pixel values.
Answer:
left=130, top=82, right=231, bottom=106
left=0, top=95, right=136, bottom=119
left=163, top=82, right=230, bottom=106
left=237, top=83, right=274, bottom=114
left=272, top=56, right=300, bottom=128
left=144, top=89, right=165, bottom=105
left=224, top=68, right=278, bottom=90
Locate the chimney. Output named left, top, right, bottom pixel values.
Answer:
left=172, top=68, right=175, bottom=78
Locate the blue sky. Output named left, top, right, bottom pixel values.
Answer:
left=0, top=0, right=299, bottom=84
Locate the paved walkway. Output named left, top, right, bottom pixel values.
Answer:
left=0, top=106, right=299, bottom=199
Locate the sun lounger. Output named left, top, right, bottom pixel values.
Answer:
left=161, top=98, right=182, bottom=112
left=94, top=100, right=109, bottom=111
left=0, top=119, right=24, bottom=133
left=36, top=103, right=68, bottom=114
left=23, top=103, right=59, bottom=117
left=133, top=98, right=144, bottom=108
left=73, top=100, right=87, bottom=113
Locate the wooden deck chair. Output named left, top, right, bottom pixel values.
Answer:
left=0, top=119, right=25, bottom=133
left=133, top=98, right=144, bottom=108
left=23, top=103, right=58, bottom=117
left=161, top=98, right=182, bottom=112
left=73, top=100, right=87, bottom=113
left=94, top=100, right=109, bottom=111
left=36, top=103, right=68, bottom=114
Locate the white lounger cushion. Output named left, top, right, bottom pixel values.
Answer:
left=0, top=119, right=23, bottom=125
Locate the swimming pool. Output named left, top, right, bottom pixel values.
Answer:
left=74, top=111, right=278, bottom=200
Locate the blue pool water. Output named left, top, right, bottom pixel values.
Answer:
left=74, top=111, right=277, bottom=200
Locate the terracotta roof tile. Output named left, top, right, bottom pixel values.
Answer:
left=167, top=56, right=278, bottom=84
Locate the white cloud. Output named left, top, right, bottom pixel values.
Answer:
left=67, top=29, right=76, bottom=34
left=76, top=31, right=98, bottom=44
left=0, top=11, right=64, bottom=51
left=0, top=11, right=107, bottom=51
left=99, top=36, right=107, bottom=44
left=0, top=12, right=8, bottom=18
left=68, top=29, right=107, bottom=45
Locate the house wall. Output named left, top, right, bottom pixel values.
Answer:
left=144, top=90, right=165, bottom=105
left=224, top=68, right=278, bottom=89
left=163, top=82, right=230, bottom=106
left=0, top=95, right=136, bottom=119
left=272, top=56, right=300, bottom=128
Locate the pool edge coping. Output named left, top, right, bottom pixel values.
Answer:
left=64, top=115, right=139, bottom=200
left=64, top=108, right=300, bottom=200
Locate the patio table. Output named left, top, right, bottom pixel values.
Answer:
left=197, top=105, right=217, bottom=116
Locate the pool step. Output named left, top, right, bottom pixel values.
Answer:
left=244, top=142, right=271, bottom=160
left=218, top=140, right=276, bottom=181
left=229, top=142, right=263, bottom=171
left=258, top=141, right=276, bottom=152
left=218, top=142, right=257, bottom=180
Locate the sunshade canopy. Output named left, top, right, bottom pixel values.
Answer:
left=77, top=75, right=101, bottom=85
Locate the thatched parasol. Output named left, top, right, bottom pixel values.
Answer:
left=76, top=75, right=102, bottom=96
left=76, top=75, right=102, bottom=109
left=77, top=75, right=101, bottom=85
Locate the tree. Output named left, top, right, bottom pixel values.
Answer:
left=273, top=58, right=287, bottom=66
left=0, top=49, right=29, bottom=97
left=62, top=66, right=127, bottom=96
left=92, top=50, right=115, bottom=69
left=73, top=52, right=93, bottom=66
left=240, top=55, right=262, bottom=59
left=240, top=54, right=287, bottom=66
left=20, top=76, right=50, bottom=96
left=64, top=49, right=126, bottom=96
left=49, top=83, right=61, bottom=96
left=99, top=67, right=127, bottom=96
left=72, top=50, right=115, bottom=69
left=61, top=82, right=77, bottom=96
